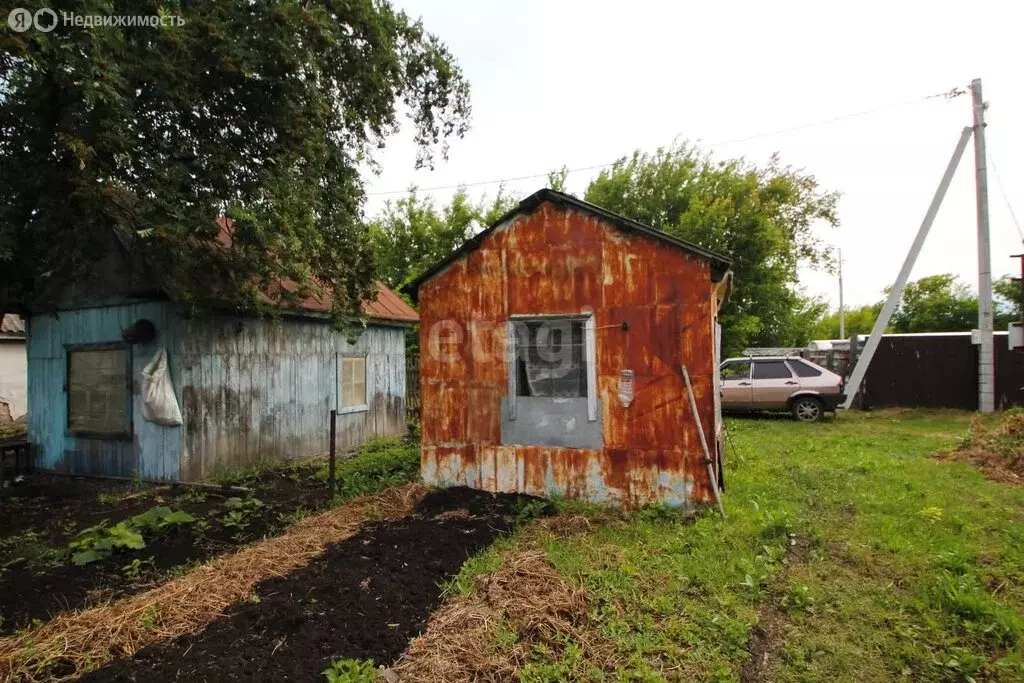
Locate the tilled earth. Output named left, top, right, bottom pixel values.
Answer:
left=78, top=487, right=548, bottom=682
left=0, top=466, right=331, bottom=633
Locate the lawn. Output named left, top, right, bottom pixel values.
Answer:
left=417, top=410, right=1024, bottom=682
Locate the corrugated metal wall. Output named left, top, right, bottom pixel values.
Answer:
left=418, top=202, right=718, bottom=508
left=27, top=301, right=183, bottom=479
left=177, top=317, right=407, bottom=480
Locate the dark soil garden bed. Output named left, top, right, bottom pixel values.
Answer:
left=0, top=462, right=335, bottom=634
left=78, top=487, right=547, bottom=682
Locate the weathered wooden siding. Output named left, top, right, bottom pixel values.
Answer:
left=418, top=201, right=718, bottom=508
left=27, top=302, right=183, bottom=479
left=177, top=318, right=406, bottom=480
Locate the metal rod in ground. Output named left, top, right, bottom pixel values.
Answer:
left=681, top=364, right=725, bottom=518
left=329, top=409, right=337, bottom=500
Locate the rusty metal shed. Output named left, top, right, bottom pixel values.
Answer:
left=407, top=189, right=732, bottom=508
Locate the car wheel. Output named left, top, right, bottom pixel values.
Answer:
left=792, top=396, right=823, bottom=423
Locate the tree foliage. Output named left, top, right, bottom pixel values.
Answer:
left=0, top=0, right=470, bottom=326
left=808, top=273, right=1020, bottom=340
left=368, top=187, right=517, bottom=290
left=887, top=274, right=977, bottom=333
left=808, top=302, right=884, bottom=340
left=584, top=141, right=838, bottom=355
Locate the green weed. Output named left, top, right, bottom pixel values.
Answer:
left=68, top=506, right=195, bottom=565
left=321, top=657, right=376, bottom=683
left=317, top=438, right=420, bottom=502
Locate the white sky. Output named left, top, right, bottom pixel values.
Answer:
left=363, top=0, right=1024, bottom=310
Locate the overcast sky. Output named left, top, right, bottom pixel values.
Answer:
left=363, top=0, right=1023, bottom=310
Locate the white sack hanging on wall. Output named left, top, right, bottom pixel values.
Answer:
left=141, top=348, right=183, bottom=426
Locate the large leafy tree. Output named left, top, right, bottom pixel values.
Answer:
left=887, top=274, right=976, bottom=333
left=368, top=186, right=517, bottom=290
left=0, top=0, right=470, bottom=325
left=585, top=142, right=838, bottom=355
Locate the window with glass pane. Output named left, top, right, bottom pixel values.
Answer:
left=513, top=319, right=587, bottom=397
left=341, top=355, right=367, bottom=409
left=67, top=347, right=129, bottom=435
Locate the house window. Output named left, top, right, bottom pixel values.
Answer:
left=340, top=355, right=368, bottom=412
left=67, top=346, right=131, bottom=437
left=507, top=316, right=597, bottom=421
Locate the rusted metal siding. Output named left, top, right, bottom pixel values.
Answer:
left=419, top=202, right=719, bottom=508
left=177, top=318, right=407, bottom=480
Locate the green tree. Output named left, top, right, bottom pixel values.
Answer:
left=369, top=186, right=517, bottom=290
left=888, top=274, right=977, bottom=333
left=808, top=302, right=885, bottom=340
left=0, top=0, right=470, bottom=327
left=994, top=274, right=1022, bottom=325
left=585, top=141, right=838, bottom=355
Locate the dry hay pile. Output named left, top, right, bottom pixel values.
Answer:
left=0, top=483, right=427, bottom=683
left=942, top=411, right=1024, bottom=485
left=393, top=545, right=614, bottom=682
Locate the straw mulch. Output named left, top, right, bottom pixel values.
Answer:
left=0, top=483, right=427, bottom=683
left=392, top=545, right=615, bottom=682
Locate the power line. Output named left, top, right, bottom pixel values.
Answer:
left=989, top=152, right=1024, bottom=244
left=367, top=85, right=968, bottom=197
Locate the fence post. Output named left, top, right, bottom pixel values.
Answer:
left=329, top=409, right=337, bottom=500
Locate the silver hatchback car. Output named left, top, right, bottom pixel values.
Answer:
left=719, top=356, right=845, bottom=422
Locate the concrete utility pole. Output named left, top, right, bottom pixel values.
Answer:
left=838, top=248, right=845, bottom=339
left=841, top=127, right=974, bottom=410
left=972, top=78, right=995, bottom=413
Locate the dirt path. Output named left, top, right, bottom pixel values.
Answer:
left=0, top=483, right=426, bottom=683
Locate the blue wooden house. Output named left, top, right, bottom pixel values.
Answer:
left=26, top=231, right=418, bottom=482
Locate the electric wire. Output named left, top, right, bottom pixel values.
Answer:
left=367, top=85, right=968, bottom=197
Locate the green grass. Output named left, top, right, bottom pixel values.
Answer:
left=314, top=437, right=421, bottom=502
left=481, top=410, right=1024, bottom=682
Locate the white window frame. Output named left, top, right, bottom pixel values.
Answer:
left=338, top=353, right=369, bottom=414
left=507, top=314, right=597, bottom=422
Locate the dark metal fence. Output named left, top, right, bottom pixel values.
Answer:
left=860, top=333, right=1024, bottom=410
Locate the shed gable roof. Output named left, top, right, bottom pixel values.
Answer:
left=404, top=188, right=732, bottom=299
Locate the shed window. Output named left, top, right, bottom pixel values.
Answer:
left=340, top=355, right=367, bottom=412
left=67, top=346, right=130, bottom=437
left=514, top=320, right=587, bottom=397
left=507, top=316, right=597, bottom=421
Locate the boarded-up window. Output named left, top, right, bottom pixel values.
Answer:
left=67, top=347, right=129, bottom=436
left=341, top=355, right=367, bottom=411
